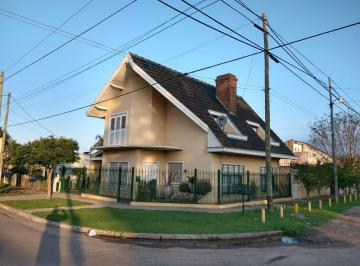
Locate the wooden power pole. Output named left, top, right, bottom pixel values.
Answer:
left=262, top=13, right=273, bottom=210
left=328, top=77, right=339, bottom=203
left=0, top=92, right=11, bottom=181
left=0, top=71, right=3, bottom=125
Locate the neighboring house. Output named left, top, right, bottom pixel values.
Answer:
left=279, top=139, right=331, bottom=167
left=280, top=139, right=332, bottom=200
left=86, top=52, right=295, bottom=199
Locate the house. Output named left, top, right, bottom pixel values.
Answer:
left=86, top=53, right=296, bottom=202
left=279, top=139, right=331, bottom=167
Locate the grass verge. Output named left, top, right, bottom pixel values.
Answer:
left=2, top=198, right=92, bottom=209
left=32, top=199, right=360, bottom=236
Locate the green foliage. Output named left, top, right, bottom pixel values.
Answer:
left=136, top=179, right=157, bottom=201
left=196, top=179, right=212, bottom=195
left=179, top=182, right=192, bottom=193
left=291, top=164, right=331, bottom=199
left=31, top=168, right=44, bottom=178
left=6, top=140, right=29, bottom=174
left=26, top=136, right=79, bottom=168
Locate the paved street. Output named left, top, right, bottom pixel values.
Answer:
left=1, top=206, right=360, bottom=266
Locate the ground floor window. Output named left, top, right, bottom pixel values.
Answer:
left=221, top=164, right=245, bottom=195
left=143, top=161, right=159, bottom=181
left=167, top=162, right=183, bottom=184
left=107, top=161, right=129, bottom=192
left=260, top=167, right=278, bottom=192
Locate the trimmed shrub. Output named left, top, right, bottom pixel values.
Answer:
left=196, top=179, right=212, bottom=195
left=179, top=182, right=192, bottom=193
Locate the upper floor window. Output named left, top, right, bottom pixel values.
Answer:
left=208, top=110, right=247, bottom=141
left=109, top=112, right=127, bottom=145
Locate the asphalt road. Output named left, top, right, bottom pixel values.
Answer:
left=1, top=208, right=360, bottom=266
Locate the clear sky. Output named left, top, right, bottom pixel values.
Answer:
left=0, top=0, right=359, bottom=151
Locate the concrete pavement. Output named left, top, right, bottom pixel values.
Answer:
left=1, top=206, right=360, bottom=265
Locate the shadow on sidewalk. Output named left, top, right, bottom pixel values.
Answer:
left=35, top=192, right=84, bottom=265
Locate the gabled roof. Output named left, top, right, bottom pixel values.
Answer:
left=87, top=52, right=294, bottom=158
left=129, top=53, right=293, bottom=157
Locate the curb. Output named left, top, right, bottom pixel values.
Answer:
left=0, top=203, right=282, bottom=241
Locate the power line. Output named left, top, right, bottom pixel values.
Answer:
left=231, top=0, right=360, bottom=115
left=11, top=95, right=57, bottom=135
left=4, top=0, right=138, bottom=81
left=13, top=0, right=218, bottom=103
left=7, top=51, right=287, bottom=127
left=0, top=8, right=115, bottom=53
left=4, top=0, right=95, bottom=72
left=7, top=4, right=360, bottom=125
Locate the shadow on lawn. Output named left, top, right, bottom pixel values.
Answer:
left=36, top=192, right=84, bottom=266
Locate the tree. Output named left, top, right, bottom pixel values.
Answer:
left=291, top=164, right=323, bottom=201
left=309, top=112, right=360, bottom=163
left=26, top=136, right=79, bottom=199
left=5, top=140, right=28, bottom=185
left=93, top=134, right=103, bottom=147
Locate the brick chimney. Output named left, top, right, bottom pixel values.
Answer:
left=215, top=73, right=237, bottom=113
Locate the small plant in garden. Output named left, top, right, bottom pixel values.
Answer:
left=179, top=182, right=192, bottom=193
left=136, top=179, right=157, bottom=201
left=196, top=179, right=212, bottom=195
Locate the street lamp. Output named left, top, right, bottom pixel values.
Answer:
left=328, top=77, right=343, bottom=203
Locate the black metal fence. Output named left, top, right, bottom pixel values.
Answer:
left=54, top=166, right=291, bottom=205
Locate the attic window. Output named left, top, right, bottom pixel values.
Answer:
left=246, top=120, right=280, bottom=146
left=208, top=110, right=247, bottom=141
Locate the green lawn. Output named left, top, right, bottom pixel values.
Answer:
left=2, top=198, right=92, bottom=209
left=0, top=191, right=33, bottom=196
left=33, top=199, right=360, bottom=236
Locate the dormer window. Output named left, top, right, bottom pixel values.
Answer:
left=246, top=120, right=280, bottom=146
left=208, top=110, right=247, bottom=141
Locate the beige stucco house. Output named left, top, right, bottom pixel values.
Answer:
left=280, top=139, right=331, bottom=167
left=86, top=53, right=295, bottom=199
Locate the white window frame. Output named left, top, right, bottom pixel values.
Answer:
left=108, top=112, right=128, bottom=146
left=166, top=161, right=184, bottom=185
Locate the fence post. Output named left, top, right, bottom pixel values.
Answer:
left=247, top=170, right=250, bottom=202
left=96, top=168, right=102, bottom=195
left=129, top=167, right=135, bottom=201
left=60, top=166, right=66, bottom=192
left=81, top=167, right=87, bottom=193
left=117, top=167, right=122, bottom=203
left=217, top=169, right=221, bottom=205
left=193, top=168, right=198, bottom=203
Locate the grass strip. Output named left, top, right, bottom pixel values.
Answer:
left=33, top=199, right=360, bottom=236
left=2, top=198, right=92, bottom=209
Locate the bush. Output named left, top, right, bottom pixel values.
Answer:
left=136, top=179, right=157, bottom=201
left=196, top=179, right=212, bottom=195
left=179, top=182, right=192, bottom=193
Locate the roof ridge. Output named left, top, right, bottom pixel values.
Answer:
left=129, top=52, right=215, bottom=89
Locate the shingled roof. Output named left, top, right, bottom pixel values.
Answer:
left=129, top=53, right=294, bottom=157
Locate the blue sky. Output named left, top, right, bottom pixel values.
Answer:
left=0, top=0, right=359, bottom=151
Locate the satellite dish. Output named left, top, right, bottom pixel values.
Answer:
left=217, top=115, right=227, bottom=129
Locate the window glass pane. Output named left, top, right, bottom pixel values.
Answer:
left=168, top=162, right=182, bottom=183
left=121, top=115, right=126, bottom=129
left=221, top=164, right=244, bottom=195
left=115, top=117, right=121, bottom=130
left=110, top=118, right=115, bottom=130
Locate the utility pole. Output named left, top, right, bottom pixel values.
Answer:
left=0, top=71, right=3, bottom=126
left=328, top=77, right=339, bottom=203
left=262, top=13, right=273, bottom=210
left=0, top=92, right=11, bottom=182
